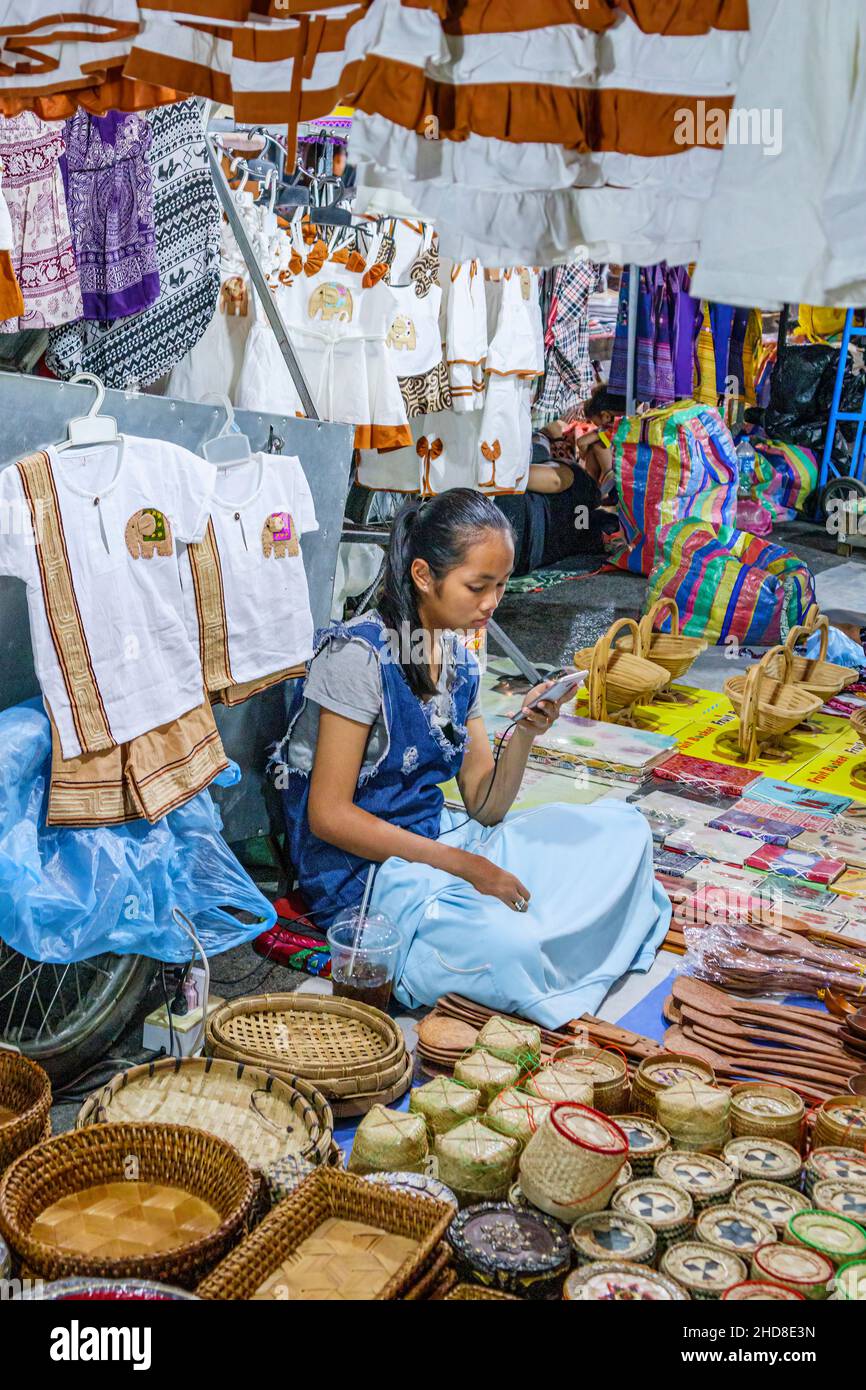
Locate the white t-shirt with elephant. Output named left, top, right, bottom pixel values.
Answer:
left=183, top=452, right=318, bottom=687
left=0, top=435, right=214, bottom=758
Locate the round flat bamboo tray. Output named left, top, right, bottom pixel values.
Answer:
left=804, top=1145, right=866, bottom=1198
left=694, top=1204, right=776, bottom=1258
left=723, top=645, right=823, bottom=763
left=0, top=1052, right=52, bottom=1177
left=613, top=1114, right=672, bottom=1177
left=549, top=1045, right=629, bottom=1114
left=732, top=1181, right=810, bottom=1233
left=637, top=598, right=708, bottom=685
left=653, top=1152, right=736, bottom=1212
left=631, top=1053, right=715, bottom=1119
left=205, top=993, right=407, bottom=1100
left=729, top=1082, right=805, bottom=1150
left=723, top=1136, right=803, bottom=1187
left=574, top=617, right=670, bottom=723
left=813, top=1097, right=866, bottom=1153
left=0, top=1122, right=256, bottom=1288
left=771, top=617, right=858, bottom=699
left=661, top=1240, right=746, bottom=1300
left=76, top=1057, right=334, bottom=1170
left=563, top=1260, right=689, bottom=1301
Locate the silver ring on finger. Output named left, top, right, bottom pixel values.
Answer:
left=512, top=897, right=527, bottom=912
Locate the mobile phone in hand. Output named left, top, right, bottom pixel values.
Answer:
left=512, top=670, right=587, bottom=721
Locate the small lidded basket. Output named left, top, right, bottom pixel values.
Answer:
left=804, top=1145, right=866, bottom=1199
left=482, top=1089, right=551, bottom=1149
left=813, top=1097, right=866, bottom=1153
left=631, top=1053, right=715, bottom=1119
left=614, top=1114, right=672, bottom=1178
left=523, top=1066, right=593, bottom=1108
left=660, top=1241, right=746, bottom=1301
left=654, top=1151, right=736, bottom=1213
left=475, top=1016, right=541, bottom=1071
left=453, top=1051, right=519, bottom=1109
left=409, top=1076, right=480, bottom=1138
left=563, top=1261, right=688, bottom=1301
left=569, top=1210, right=656, bottom=1268
left=729, top=1082, right=805, bottom=1150
left=731, top=1181, right=810, bottom=1234
left=548, top=1044, right=630, bottom=1114
left=347, top=1105, right=429, bottom=1177
left=656, top=1080, right=731, bottom=1154
left=519, top=1103, right=628, bottom=1222
left=784, top=1208, right=866, bottom=1268
left=694, top=1204, right=777, bottom=1258
left=811, top=1177, right=866, bottom=1223
left=750, top=1242, right=834, bottom=1300
left=447, top=1202, right=570, bottom=1300
left=723, top=1136, right=802, bottom=1188
left=611, top=1178, right=694, bottom=1254
left=434, top=1119, right=520, bottom=1207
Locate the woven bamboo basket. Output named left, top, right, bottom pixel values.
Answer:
left=401, top=1244, right=452, bottom=1301
left=723, top=645, right=823, bottom=763
left=195, top=1168, right=453, bottom=1301
left=347, top=1105, right=428, bottom=1177
left=476, top=1015, right=541, bottom=1069
left=785, top=1208, right=866, bottom=1268
left=614, top=1114, right=672, bottom=1177
left=0, top=1052, right=51, bottom=1176
left=723, top=1136, right=803, bottom=1187
left=813, top=1097, right=866, bottom=1153
left=409, top=1076, right=480, bottom=1138
left=0, top=1122, right=256, bottom=1289
left=661, top=1240, right=746, bottom=1300
left=654, top=1151, right=736, bottom=1212
left=569, top=1209, right=657, bottom=1267
left=656, top=1081, right=731, bottom=1154
left=76, top=1056, right=334, bottom=1170
left=770, top=617, right=858, bottom=699
left=611, top=1178, right=694, bottom=1253
left=205, top=993, right=406, bottom=1093
left=695, top=1203, right=777, bottom=1257
left=724, top=1279, right=806, bottom=1301
left=519, top=1103, right=628, bottom=1221
left=574, top=617, right=670, bottom=724
left=435, top=1118, right=520, bottom=1207
left=636, top=598, right=708, bottom=686
left=549, top=1044, right=630, bottom=1114
left=442, top=1281, right=518, bottom=1300
left=482, top=1088, right=551, bottom=1148
left=811, top=1177, right=866, bottom=1222
left=453, top=1050, right=519, bottom=1108
left=563, top=1260, right=689, bottom=1301
left=523, top=1066, right=593, bottom=1108
left=732, top=1181, right=810, bottom=1233
left=729, top=1082, right=805, bottom=1150
left=631, top=1053, right=716, bottom=1119
left=804, top=1146, right=866, bottom=1199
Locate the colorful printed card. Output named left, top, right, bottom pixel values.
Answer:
left=664, top=826, right=753, bottom=865
left=708, top=808, right=794, bottom=845
left=759, top=872, right=836, bottom=906
left=790, top=825, right=866, bottom=869
left=743, top=843, right=846, bottom=884
left=653, top=846, right=705, bottom=878
left=746, top=777, right=851, bottom=816
left=729, top=797, right=838, bottom=833
left=652, top=753, right=760, bottom=799
left=832, top=867, right=866, bottom=898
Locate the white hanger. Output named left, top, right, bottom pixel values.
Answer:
left=55, top=373, right=122, bottom=453
left=201, top=394, right=253, bottom=467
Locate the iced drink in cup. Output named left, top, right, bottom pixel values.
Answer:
left=327, top=912, right=401, bottom=1012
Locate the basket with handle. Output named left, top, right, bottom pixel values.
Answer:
left=574, top=617, right=670, bottom=724
left=636, top=598, right=708, bottom=686
left=0, top=1051, right=52, bottom=1177
left=723, top=645, right=824, bottom=763
left=769, top=616, right=858, bottom=699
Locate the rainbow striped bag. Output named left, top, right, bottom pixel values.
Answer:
left=750, top=440, right=817, bottom=520
left=612, top=402, right=739, bottom=575
left=646, top=520, right=816, bottom=646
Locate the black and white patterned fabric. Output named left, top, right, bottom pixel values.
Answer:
left=46, top=100, right=220, bottom=388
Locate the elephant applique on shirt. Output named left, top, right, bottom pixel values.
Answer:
left=125, top=508, right=174, bottom=558
left=308, top=282, right=353, bottom=322
left=261, top=511, right=299, bottom=558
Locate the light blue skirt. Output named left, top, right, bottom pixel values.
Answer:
left=370, top=800, right=671, bottom=1029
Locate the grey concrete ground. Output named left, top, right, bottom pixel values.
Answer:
left=50, top=517, right=865, bottom=1133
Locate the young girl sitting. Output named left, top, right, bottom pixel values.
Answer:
left=276, top=489, right=669, bottom=1026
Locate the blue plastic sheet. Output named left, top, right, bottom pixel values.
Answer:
left=0, top=702, right=276, bottom=964
left=806, top=625, right=866, bottom=670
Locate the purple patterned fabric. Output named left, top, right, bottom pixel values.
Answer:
left=62, top=109, right=159, bottom=321
left=670, top=265, right=701, bottom=399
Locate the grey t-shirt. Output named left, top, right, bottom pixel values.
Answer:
left=289, top=628, right=481, bottom=775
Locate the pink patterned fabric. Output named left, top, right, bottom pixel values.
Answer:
left=0, top=112, right=82, bottom=333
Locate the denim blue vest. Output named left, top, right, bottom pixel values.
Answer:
left=280, top=614, right=480, bottom=927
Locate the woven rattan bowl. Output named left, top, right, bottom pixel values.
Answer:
left=196, top=1167, right=453, bottom=1301
left=76, top=1057, right=334, bottom=1170
left=0, top=1052, right=52, bottom=1176
left=637, top=599, right=708, bottom=684
left=771, top=617, right=858, bottom=699
left=575, top=617, right=670, bottom=723
left=205, top=993, right=406, bottom=1097
left=0, top=1122, right=256, bottom=1288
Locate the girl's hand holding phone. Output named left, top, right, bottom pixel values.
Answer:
left=511, top=672, right=585, bottom=735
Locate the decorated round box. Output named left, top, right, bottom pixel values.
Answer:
left=750, top=1241, right=834, bottom=1300
left=723, top=1136, right=802, bottom=1186
left=785, top=1209, right=866, bottom=1268
left=563, top=1261, right=689, bottom=1301
left=569, top=1210, right=657, bottom=1267
left=654, top=1152, right=736, bottom=1212
left=804, top=1145, right=866, bottom=1198
left=661, top=1241, right=746, bottom=1300
left=613, top=1115, right=671, bottom=1177
left=723, top=1281, right=805, bottom=1301
left=732, top=1181, right=809, bottom=1233
left=695, top=1204, right=776, bottom=1257
left=447, top=1201, right=570, bottom=1299
left=611, top=1179, right=693, bottom=1252
left=811, top=1177, right=866, bottom=1224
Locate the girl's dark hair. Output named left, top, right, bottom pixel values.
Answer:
left=585, top=383, right=626, bottom=419
left=378, top=489, right=513, bottom=698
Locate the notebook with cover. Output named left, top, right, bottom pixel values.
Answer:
left=664, top=826, right=754, bottom=866
left=708, top=808, right=794, bottom=846
left=743, top=843, right=846, bottom=884
left=745, top=777, right=851, bottom=816
left=652, top=754, right=760, bottom=799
